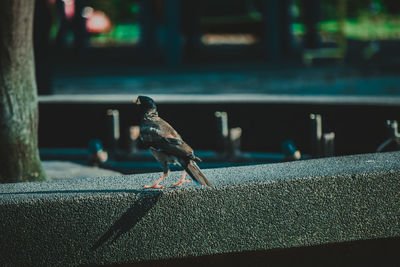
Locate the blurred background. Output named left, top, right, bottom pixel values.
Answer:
left=35, top=0, right=400, bottom=173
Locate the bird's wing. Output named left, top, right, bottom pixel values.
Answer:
left=140, top=118, right=195, bottom=160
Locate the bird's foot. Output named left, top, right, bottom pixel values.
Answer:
left=144, top=173, right=169, bottom=189
left=173, top=171, right=190, bottom=187
left=173, top=179, right=191, bottom=187
left=144, top=184, right=165, bottom=189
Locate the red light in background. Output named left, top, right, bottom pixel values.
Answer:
left=64, top=0, right=75, bottom=19
left=85, top=8, right=112, bottom=33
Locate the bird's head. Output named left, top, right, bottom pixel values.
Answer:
left=133, top=96, right=157, bottom=115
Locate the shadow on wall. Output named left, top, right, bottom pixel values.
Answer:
left=91, top=191, right=163, bottom=251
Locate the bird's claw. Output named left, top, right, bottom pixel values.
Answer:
left=144, top=184, right=165, bottom=189
left=173, top=179, right=191, bottom=187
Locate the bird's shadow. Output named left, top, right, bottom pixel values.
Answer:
left=91, top=190, right=163, bottom=251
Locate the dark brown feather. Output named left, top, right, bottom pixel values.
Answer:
left=182, top=160, right=211, bottom=186
left=140, top=117, right=195, bottom=160
left=136, top=96, right=210, bottom=187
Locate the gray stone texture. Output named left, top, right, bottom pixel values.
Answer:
left=1, top=151, right=400, bottom=266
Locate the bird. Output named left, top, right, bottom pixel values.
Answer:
left=133, top=96, right=211, bottom=189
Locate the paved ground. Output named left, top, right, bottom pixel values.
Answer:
left=42, top=161, right=122, bottom=181
left=50, top=65, right=400, bottom=97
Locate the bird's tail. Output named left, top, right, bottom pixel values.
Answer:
left=183, top=160, right=210, bottom=186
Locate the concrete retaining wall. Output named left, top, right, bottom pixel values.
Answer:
left=1, top=151, right=400, bottom=266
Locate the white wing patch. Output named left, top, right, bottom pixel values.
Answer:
left=140, top=126, right=162, bottom=142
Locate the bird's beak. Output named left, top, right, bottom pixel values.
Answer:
left=133, top=98, right=140, bottom=104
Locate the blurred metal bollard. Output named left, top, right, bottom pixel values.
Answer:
left=310, top=113, right=335, bottom=158
left=377, top=120, right=400, bottom=152
left=229, top=127, right=242, bottom=156
left=105, top=109, right=120, bottom=152
left=127, top=125, right=140, bottom=154
left=322, top=132, right=335, bottom=157
left=215, top=111, right=229, bottom=153
left=309, top=113, right=322, bottom=157
left=386, top=120, right=400, bottom=138
left=215, top=111, right=242, bottom=157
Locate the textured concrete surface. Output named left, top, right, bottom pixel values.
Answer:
left=1, top=151, right=400, bottom=266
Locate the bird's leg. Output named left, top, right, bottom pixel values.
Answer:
left=144, top=172, right=168, bottom=189
left=145, top=161, right=169, bottom=189
left=173, top=171, right=191, bottom=187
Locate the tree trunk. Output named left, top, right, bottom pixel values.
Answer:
left=0, top=0, right=46, bottom=183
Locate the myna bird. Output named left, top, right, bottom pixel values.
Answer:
left=133, top=96, right=211, bottom=189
